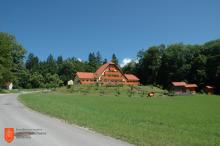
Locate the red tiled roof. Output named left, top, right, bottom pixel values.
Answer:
left=172, top=82, right=186, bottom=86
left=172, top=82, right=198, bottom=88
left=185, top=84, right=198, bottom=88
left=125, top=74, right=139, bottom=81
left=95, top=62, right=115, bottom=77
left=206, top=85, right=214, bottom=89
left=76, top=72, right=95, bottom=79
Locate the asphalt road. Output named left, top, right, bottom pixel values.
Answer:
left=0, top=94, right=134, bottom=146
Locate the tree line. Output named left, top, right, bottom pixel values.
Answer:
left=0, top=32, right=219, bottom=92
left=123, top=41, right=220, bottom=92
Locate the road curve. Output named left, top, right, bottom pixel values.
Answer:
left=0, top=94, right=134, bottom=146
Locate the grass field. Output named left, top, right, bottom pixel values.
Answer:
left=19, top=91, right=220, bottom=146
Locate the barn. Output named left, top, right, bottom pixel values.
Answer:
left=75, top=62, right=140, bottom=85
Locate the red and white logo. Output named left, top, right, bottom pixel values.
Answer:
left=4, top=128, right=14, bottom=143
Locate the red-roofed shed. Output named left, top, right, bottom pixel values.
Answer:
left=171, top=82, right=198, bottom=95
left=205, top=85, right=214, bottom=94
left=76, top=72, right=95, bottom=79
left=171, top=82, right=187, bottom=95
left=75, top=72, right=95, bottom=84
left=185, top=84, right=198, bottom=93
left=172, top=82, right=186, bottom=87
left=124, top=74, right=140, bottom=85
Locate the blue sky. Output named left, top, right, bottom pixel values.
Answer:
left=0, top=0, right=220, bottom=66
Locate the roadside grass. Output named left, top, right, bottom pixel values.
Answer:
left=19, top=92, right=220, bottom=146
left=0, top=88, right=45, bottom=94
left=0, top=89, right=20, bottom=93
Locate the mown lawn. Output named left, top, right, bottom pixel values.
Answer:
left=19, top=92, right=220, bottom=146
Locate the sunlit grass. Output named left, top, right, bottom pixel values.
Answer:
left=19, top=92, right=220, bottom=146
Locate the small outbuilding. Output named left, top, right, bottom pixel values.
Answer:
left=171, top=82, right=198, bottom=95
left=67, top=80, right=74, bottom=86
left=205, top=86, right=214, bottom=95
left=5, top=82, right=13, bottom=90
left=171, top=82, right=187, bottom=95
left=185, top=84, right=198, bottom=94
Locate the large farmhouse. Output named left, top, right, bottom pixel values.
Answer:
left=75, top=62, right=140, bottom=85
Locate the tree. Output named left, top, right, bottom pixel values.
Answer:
left=30, top=72, right=44, bottom=88
left=0, top=32, right=26, bottom=87
left=103, top=58, right=108, bottom=64
left=58, top=58, right=86, bottom=84
left=17, top=69, right=31, bottom=88
left=137, top=45, right=164, bottom=85
left=46, top=54, right=57, bottom=74
left=190, top=55, right=207, bottom=88
left=57, top=56, right=63, bottom=67
left=0, top=34, right=12, bottom=85
left=122, top=61, right=137, bottom=75
left=96, top=51, right=102, bottom=66
left=203, top=39, right=220, bottom=56
left=111, top=53, right=118, bottom=65
left=58, top=60, right=76, bottom=84
left=157, top=44, right=195, bottom=87
left=44, top=73, right=63, bottom=88
left=37, top=61, right=48, bottom=75
left=26, top=53, right=39, bottom=72
left=196, top=39, right=220, bottom=93
left=87, top=52, right=102, bottom=72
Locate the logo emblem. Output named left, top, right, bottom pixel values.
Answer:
left=4, top=128, right=14, bottom=143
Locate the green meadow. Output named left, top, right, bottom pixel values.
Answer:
left=19, top=89, right=220, bottom=146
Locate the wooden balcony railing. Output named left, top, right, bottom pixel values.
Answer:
left=104, top=71, right=121, bottom=76
left=101, top=76, right=124, bottom=81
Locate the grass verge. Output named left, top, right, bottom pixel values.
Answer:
left=19, top=92, right=220, bottom=146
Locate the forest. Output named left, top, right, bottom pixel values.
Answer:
left=0, top=32, right=219, bottom=92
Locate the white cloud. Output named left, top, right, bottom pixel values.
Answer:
left=134, top=59, right=139, bottom=63
left=77, top=58, right=82, bottom=62
left=120, top=58, right=132, bottom=67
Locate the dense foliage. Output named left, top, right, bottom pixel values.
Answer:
left=0, top=32, right=26, bottom=88
left=0, top=32, right=219, bottom=92
left=124, top=42, right=220, bottom=92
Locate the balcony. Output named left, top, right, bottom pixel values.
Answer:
left=104, top=71, right=121, bottom=76
left=101, top=76, right=124, bottom=81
